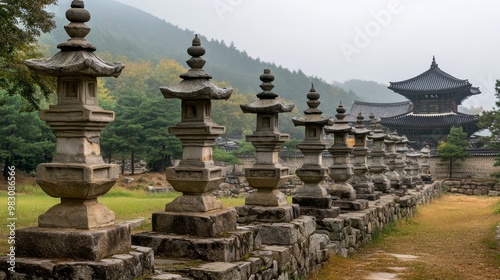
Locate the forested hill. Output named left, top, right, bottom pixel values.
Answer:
left=336, top=79, right=407, bottom=103
left=41, top=0, right=359, bottom=117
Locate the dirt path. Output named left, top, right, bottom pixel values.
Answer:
left=309, top=194, right=500, bottom=280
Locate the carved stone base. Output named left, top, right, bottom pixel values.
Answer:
left=373, top=180, right=392, bottom=193
left=244, top=189, right=288, bottom=206
left=236, top=204, right=299, bottom=224
left=16, top=224, right=131, bottom=261
left=331, top=199, right=369, bottom=211
left=0, top=246, right=154, bottom=280
left=132, top=228, right=254, bottom=262
left=38, top=198, right=115, bottom=229
left=152, top=208, right=237, bottom=237
left=292, top=196, right=332, bottom=209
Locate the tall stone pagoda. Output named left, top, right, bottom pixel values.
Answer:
left=237, top=69, right=297, bottom=223
left=325, top=103, right=368, bottom=210
left=367, top=114, right=391, bottom=193
left=383, top=56, right=481, bottom=146
left=351, top=113, right=380, bottom=200
left=155, top=34, right=236, bottom=236
left=13, top=1, right=153, bottom=278
left=292, top=84, right=339, bottom=218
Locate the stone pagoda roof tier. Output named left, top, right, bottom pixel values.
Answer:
left=345, top=100, right=412, bottom=122
left=25, top=51, right=124, bottom=77
left=381, top=112, right=479, bottom=128
left=388, top=57, right=480, bottom=103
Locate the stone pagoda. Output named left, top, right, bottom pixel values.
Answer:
left=367, top=114, right=391, bottom=193
left=395, top=134, right=412, bottom=191
left=406, top=149, right=423, bottom=188
left=292, top=84, right=339, bottom=219
left=237, top=69, right=297, bottom=223
left=12, top=1, right=153, bottom=278
left=325, top=104, right=368, bottom=210
left=156, top=35, right=236, bottom=236
left=351, top=113, right=380, bottom=200
left=420, top=144, right=433, bottom=182
left=385, top=131, right=404, bottom=196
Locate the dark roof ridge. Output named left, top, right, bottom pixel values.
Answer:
left=352, top=100, right=412, bottom=106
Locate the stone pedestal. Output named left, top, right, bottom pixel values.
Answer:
left=420, top=145, right=433, bottom=182
left=406, top=150, right=423, bottom=188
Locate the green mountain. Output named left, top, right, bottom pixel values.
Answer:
left=41, top=0, right=359, bottom=117
left=336, top=79, right=407, bottom=103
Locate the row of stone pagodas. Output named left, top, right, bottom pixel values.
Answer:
left=8, top=1, right=154, bottom=278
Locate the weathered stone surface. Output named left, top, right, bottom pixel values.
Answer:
left=189, top=262, right=241, bottom=280
left=298, top=206, right=340, bottom=219
left=16, top=224, right=131, bottom=261
left=292, top=196, right=332, bottom=209
left=132, top=229, right=254, bottom=262
left=259, top=223, right=301, bottom=245
left=331, top=199, right=369, bottom=210
left=152, top=208, right=237, bottom=237
left=236, top=204, right=298, bottom=223
left=0, top=246, right=154, bottom=280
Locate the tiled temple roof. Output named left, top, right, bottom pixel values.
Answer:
left=345, top=100, right=413, bottom=122
left=381, top=112, right=479, bottom=128
left=388, top=57, right=480, bottom=102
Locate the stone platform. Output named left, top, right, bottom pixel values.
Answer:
left=331, top=199, right=369, bottom=211
left=16, top=224, right=131, bottom=261
left=0, top=246, right=154, bottom=280
left=235, top=204, right=300, bottom=224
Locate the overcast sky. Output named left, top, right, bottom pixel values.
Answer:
left=114, top=0, right=499, bottom=109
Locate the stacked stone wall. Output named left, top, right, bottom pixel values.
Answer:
left=442, top=179, right=500, bottom=196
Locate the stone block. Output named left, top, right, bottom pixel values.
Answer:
left=132, top=229, right=253, bottom=262
left=246, top=257, right=262, bottom=275
left=331, top=199, right=369, bottom=210
left=317, top=218, right=344, bottom=232
left=189, top=262, right=241, bottom=280
left=236, top=204, right=298, bottom=223
left=292, top=196, right=332, bottom=209
left=152, top=208, right=237, bottom=237
left=298, top=207, right=340, bottom=219
left=0, top=246, right=154, bottom=280
left=291, top=215, right=317, bottom=238
left=16, top=224, right=131, bottom=261
left=259, top=223, right=299, bottom=245
left=261, top=245, right=291, bottom=266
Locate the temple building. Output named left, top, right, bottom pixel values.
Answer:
left=347, top=57, right=481, bottom=147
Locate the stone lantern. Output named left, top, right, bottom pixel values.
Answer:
left=237, top=69, right=296, bottom=223
left=351, top=113, right=379, bottom=200
left=420, top=144, right=433, bottom=182
left=395, top=133, right=411, bottom=194
left=406, top=149, right=422, bottom=188
left=384, top=131, right=402, bottom=195
left=292, top=84, right=339, bottom=218
left=367, top=115, right=391, bottom=193
left=154, top=35, right=236, bottom=237
left=325, top=104, right=368, bottom=210
left=13, top=1, right=153, bottom=277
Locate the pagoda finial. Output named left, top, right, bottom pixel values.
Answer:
left=356, top=112, right=364, bottom=127
left=180, top=34, right=212, bottom=79
left=57, top=0, right=96, bottom=51
left=335, top=103, right=347, bottom=120
left=257, top=69, right=278, bottom=99
left=431, top=55, right=438, bottom=68
left=305, top=83, right=321, bottom=114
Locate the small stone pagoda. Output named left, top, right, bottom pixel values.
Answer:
left=13, top=1, right=153, bottom=278
left=155, top=35, right=236, bottom=236
left=292, top=84, right=339, bottom=218
left=420, top=145, right=433, bottom=182
left=237, top=69, right=297, bottom=223
left=325, top=103, right=368, bottom=210
left=351, top=113, right=380, bottom=200
left=367, top=114, right=391, bottom=193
